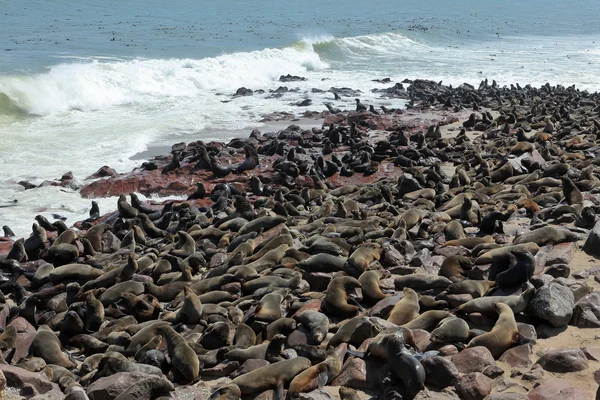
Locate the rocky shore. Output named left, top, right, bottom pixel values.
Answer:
left=1, top=79, right=600, bottom=400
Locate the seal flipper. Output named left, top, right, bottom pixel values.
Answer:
left=274, top=381, right=285, bottom=400
left=347, top=297, right=366, bottom=312
left=316, top=368, right=329, bottom=388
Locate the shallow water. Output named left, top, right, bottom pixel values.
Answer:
left=1, top=0, right=600, bottom=237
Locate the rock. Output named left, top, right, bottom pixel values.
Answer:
left=582, top=221, right=600, bottom=258
left=235, top=87, right=253, bottom=96
left=499, top=344, right=533, bottom=368
left=543, top=264, right=570, bottom=278
left=484, top=393, right=527, bottom=400
left=491, top=376, right=523, bottom=393
left=571, top=292, right=600, bottom=327
left=101, top=231, right=121, bottom=253
left=527, top=283, right=574, bottom=327
left=0, top=365, right=57, bottom=394
left=202, top=360, right=240, bottom=377
left=516, top=323, right=537, bottom=343
left=368, top=296, right=401, bottom=318
left=438, top=345, right=458, bottom=356
left=537, top=243, right=577, bottom=267
left=527, top=378, right=593, bottom=399
left=412, top=329, right=431, bottom=352
left=582, top=347, right=600, bottom=362
left=87, top=372, right=167, bottom=400
left=530, top=274, right=554, bottom=288
left=279, top=74, right=306, bottom=82
left=451, top=346, right=496, bottom=374
left=522, top=367, right=544, bottom=381
left=455, top=372, right=492, bottom=400
left=535, top=348, right=589, bottom=373
left=330, top=357, right=383, bottom=389
left=420, top=356, right=459, bottom=388
left=297, top=388, right=334, bottom=400
left=88, top=166, right=118, bottom=179
left=481, top=365, right=504, bottom=379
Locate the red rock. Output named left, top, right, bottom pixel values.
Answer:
left=88, top=166, right=118, bottom=179
left=412, top=329, right=431, bottom=352
left=292, top=299, right=323, bottom=317
left=527, top=378, right=593, bottom=400
left=499, top=344, right=533, bottom=368
left=0, top=365, right=56, bottom=394
left=421, top=356, right=459, bottom=388
left=330, top=357, right=384, bottom=389
left=535, top=348, right=589, bottom=373
left=537, top=243, right=577, bottom=268
left=451, top=346, right=496, bottom=374
left=8, top=317, right=36, bottom=333
left=455, top=372, right=492, bottom=400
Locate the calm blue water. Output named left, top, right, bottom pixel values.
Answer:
left=1, top=0, right=600, bottom=237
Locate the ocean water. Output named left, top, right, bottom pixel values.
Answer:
left=1, top=0, right=600, bottom=238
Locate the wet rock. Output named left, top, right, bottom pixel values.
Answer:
left=279, top=74, right=306, bottom=82
left=527, top=378, right=593, bottom=399
left=571, top=291, right=600, bottom=327
left=535, top=348, right=589, bottom=373
left=527, top=283, right=574, bottom=327
left=88, top=166, right=118, bottom=179
left=451, top=346, right=495, bottom=374
left=421, top=356, right=459, bottom=388
left=455, top=372, right=492, bottom=400
left=499, top=344, right=533, bottom=368
left=235, top=87, right=253, bottom=96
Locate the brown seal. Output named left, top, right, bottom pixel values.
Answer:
left=455, top=288, right=535, bottom=316
left=323, top=276, right=363, bottom=317
left=155, top=325, right=201, bottom=383
left=28, top=325, right=76, bottom=368
left=387, top=288, right=420, bottom=325
left=358, top=270, right=390, bottom=304
left=447, top=280, right=495, bottom=298
left=288, top=346, right=342, bottom=395
left=467, top=302, right=519, bottom=358
left=439, top=255, right=473, bottom=282
left=430, top=317, right=470, bottom=344
left=401, top=310, right=454, bottom=331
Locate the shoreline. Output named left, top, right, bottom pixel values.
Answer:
left=0, top=79, right=599, bottom=399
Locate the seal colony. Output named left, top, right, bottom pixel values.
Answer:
left=1, top=78, right=600, bottom=399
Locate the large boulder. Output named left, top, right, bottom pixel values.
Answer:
left=455, top=372, right=492, bottom=400
left=420, top=356, right=458, bottom=388
left=451, top=346, right=495, bottom=374
left=527, top=378, right=593, bottom=399
left=571, top=292, right=600, bottom=327
left=0, top=365, right=57, bottom=394
left=527, top=283, right=574, bottom=327
left=87, top=372, right=169, bottom=400
left=535, top=348, right=589, bottom=373
left=582, top=221, right=600, bottom=258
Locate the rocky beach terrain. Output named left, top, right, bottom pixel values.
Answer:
left=1, top=78, right=600, bottom=400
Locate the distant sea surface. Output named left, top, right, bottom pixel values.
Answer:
left=1, top=0, right=600, bottom=237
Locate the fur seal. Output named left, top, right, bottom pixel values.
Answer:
left=358, top=270, right=390, bottom=304
left=288, top=346, right=342, bottom=395
left=513, top=226, right=582, bottom=246
left=394, top=274, right=452, bottom=290
left=294, top=310, right=329, bottom=344
left=386, top=334, right=425, bottom=399
left=475, top=243, right=540, bottom=264
left=28, top=325, right=76, bottom=368
left=387, top=288, right=420, bottom=325
left=230, top=357, right=312, bottom=399
left=447, top=280, right=495, bottom=298
left=343, top=243, right=381, bottom=277
left=439, top=255, right=473, bottom=282
left=402, top=310, right=454, bottom=331
left=467, top=302, right=519, bottom=358
left=155, top=325, right=200, bottom=383
left=323, top=276, right=363, bottom=317
left=495, top=249, right=535, bottom=288
left=430, top=317, right=470, bottom=344
left=455, top=288, right=535, bottom=316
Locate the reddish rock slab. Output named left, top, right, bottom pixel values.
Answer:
left=527, top=378, right=593, bottom=400
left=451, top=346, right=496, bottom=374
left=499, top=344, right=533, bottom=368
left=0, top=365, right=57, bottom=394
left=537, top=243, right=577, bottom=268
left=420, top=356, right=459, bottom=388
left=534, top=348, right=589, bottom=373
left=455, top=372, right=492, bottom=400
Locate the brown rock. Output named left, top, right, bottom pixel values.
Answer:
left=455, top=372, right=492, bottom=400
left=368, top=296, right=401, bottom=318
left=297, top=388, right=335, bottom=400
left=527, top=378, right=593, bottom=399
left=582, top=347, right=600, bottom=362
left=438, top=345, right=459, bottom=356
left=202, top=360, right=240, bottom=377
left=88, top=166, right=118, bottom=179
left=484, top=394, right=527, bottom=400
left=571, top=292, right=600, bottom=328
left=0, top=365, right=56, bottom=394
left=535, top=348, right=589, bottom=373
left=451, top=346, right=496, bottom=374
left=421, top=356, right=459, bottom=388
left=330, top=357, right=383, bottom=389
left=499, top=344, right=533, bottom=368
left=8, top=317, right=36, bottom=333
left=482, top=365, right=504, bottom=379
left=87, top=372, right=166, bottom=400
left=412, top=329, right=431, bottom=352
left=537, top=243, right=577, bottom=267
